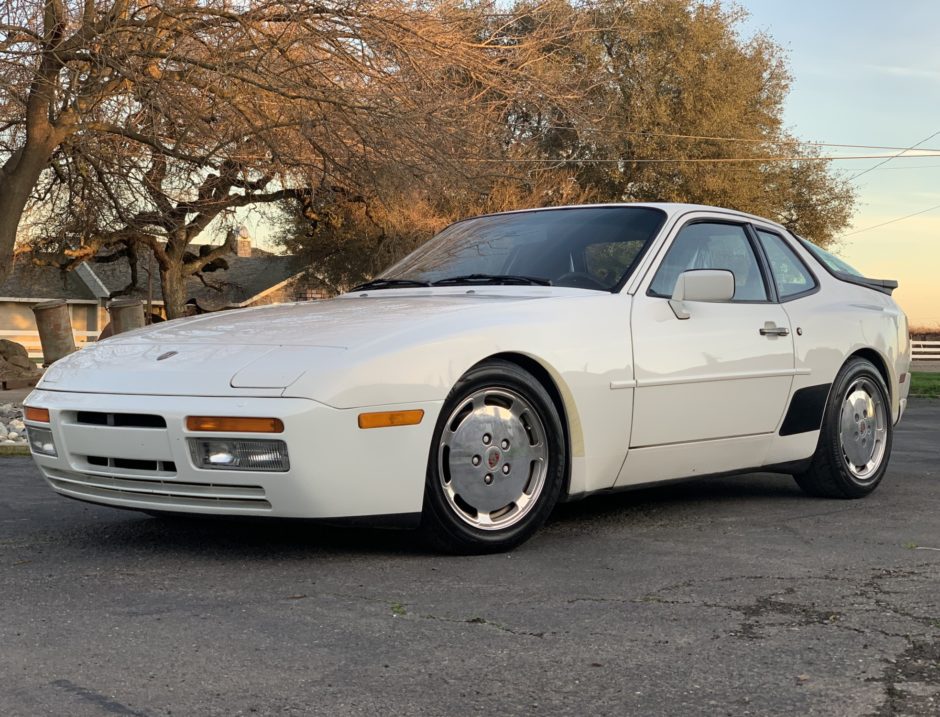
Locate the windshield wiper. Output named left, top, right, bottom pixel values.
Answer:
left=431, top=273, right=552, bottom=287
left=350, top=278, right=431, bottom=292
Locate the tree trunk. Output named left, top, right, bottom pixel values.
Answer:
left=0, top=144, right=56, bottom=283
left=160, top=261, right=188, bottom=320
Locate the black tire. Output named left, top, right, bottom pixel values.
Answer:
left=793, top=357, right=893, bottom=499
left=420, top=359, right=566, bottom=554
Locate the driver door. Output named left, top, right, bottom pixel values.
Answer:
left=629, top=219, right=796, bottom=447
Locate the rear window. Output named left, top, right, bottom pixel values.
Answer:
left=798, top=238, right=863, bottom=277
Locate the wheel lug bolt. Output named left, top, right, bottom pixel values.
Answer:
left=472, top=455, right=481, bottom=466
left=501, top=439, right=509, bottom=449
left=482, top=434, right=491, bottom=445
left=502, top=464, right=510, bottom=474
left=484, top=474, right=493, bottom=484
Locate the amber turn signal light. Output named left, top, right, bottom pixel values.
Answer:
left=358, top=409, right=425, bottom=429
left=185, top=416, right=284, bottom=433
left=24, top=406, right=50, bottom=423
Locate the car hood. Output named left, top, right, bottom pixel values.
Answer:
left=37, top=289, right=573, bottom=396
left=104, top=292, right=551, bottom=349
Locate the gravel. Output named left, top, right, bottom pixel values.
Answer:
left=0, top=402, right=27, bottom=446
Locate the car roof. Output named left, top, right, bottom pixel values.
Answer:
left=453, top=202, right=790, bottom=234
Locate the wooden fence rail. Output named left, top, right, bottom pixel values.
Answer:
left=912, top=340, right=940, bottom=361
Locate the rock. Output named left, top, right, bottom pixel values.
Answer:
left=8, top=431, right=18, bottom=440
left=0, top=339, right=41, bottom=380
left=9, top=419, right=25, bottom=432
left=0, top=339, right=29, bottom=362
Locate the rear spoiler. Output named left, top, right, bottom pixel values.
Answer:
left=843, top=274, right=898, bottom=296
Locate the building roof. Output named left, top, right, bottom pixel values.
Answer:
left=91, top=248, right=301, bottom=310
left=0, top=257, right=97, bottom=302
left=1, top=247, right=302, bottom=309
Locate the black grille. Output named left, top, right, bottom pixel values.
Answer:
left=84, top=456, right=177, bottom=474
left=76, top=412, right=167, bottom=429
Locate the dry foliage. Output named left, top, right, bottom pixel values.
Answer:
left=1, top=0, right=586, bottom=315
left=2, top=0, right=857, bottom=311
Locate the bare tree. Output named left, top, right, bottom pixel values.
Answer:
left=2, top=0, right=585, bottom=316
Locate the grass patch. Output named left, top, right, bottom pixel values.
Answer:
left=0, top=445, right=29, bottom=457
left=910, top=372, right=940, bottom=398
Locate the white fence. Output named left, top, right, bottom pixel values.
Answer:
left=912, top=340, right=940, bottom=362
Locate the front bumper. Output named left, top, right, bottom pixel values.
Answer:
left=24, top=389, right=442, bottom=520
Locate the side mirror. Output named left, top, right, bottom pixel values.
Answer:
left=669, top=269, right=735, bottom=320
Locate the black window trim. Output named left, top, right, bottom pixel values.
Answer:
left=748, top=224, right=820, bottom=303
left=645, top=217, right=775, bottom=304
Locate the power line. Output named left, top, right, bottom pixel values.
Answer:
left=537, top=127, right=940, bottom=154
left=724, top=162, right=940, bottom=174
left=465, top=153, right=940, bottom=164
left=839, top=204, right=940, bottom=238
left=856, top=164, right=940, bottom=171
left=847, top=128, right=940, bottom=182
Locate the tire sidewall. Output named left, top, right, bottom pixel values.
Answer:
left=422, top=360, right=567, bottom=552
left=822, top=358, right=893, bottom=496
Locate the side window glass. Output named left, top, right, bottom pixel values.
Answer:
left=649, top=223, right=768, bottom=301
left=756, top=230, right=817, bottom=299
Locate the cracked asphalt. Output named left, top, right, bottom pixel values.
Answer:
left=1, top=401, right=938, bottom=716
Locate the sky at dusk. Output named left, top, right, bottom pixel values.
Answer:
left=736, top=0, right=940, bottom=327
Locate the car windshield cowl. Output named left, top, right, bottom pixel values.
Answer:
left=431, top=273, right=552, bottom=287
left=350, top=278, right=432, bottom=292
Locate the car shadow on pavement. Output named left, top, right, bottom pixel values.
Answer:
left=56, top=471, right=811, bottom=558
left=89, top=510, right=430, bottom=558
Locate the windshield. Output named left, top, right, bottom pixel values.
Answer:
left=380, top=206, right=667, bottom=291
left=798, top=237, right=863, bottom=277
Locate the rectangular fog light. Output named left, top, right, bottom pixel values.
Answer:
left=26, top=427, right=57, bottom=457
left=188, top=438, right=289, bottom=472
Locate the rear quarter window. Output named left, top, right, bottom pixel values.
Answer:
left=756, top=230, right=817, bottom=299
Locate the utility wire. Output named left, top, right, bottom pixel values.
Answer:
left=536, top=128, right=940, bottom=154
left=724, top=162, right=940, bottom=174
left=840, top=204, right=940, bottom=238
left=465, top=153, right=940, bottom=164
left=855, top=164, right=940, bottom=171
left=847, top=128, right=940, bottom=181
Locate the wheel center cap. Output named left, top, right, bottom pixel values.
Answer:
left=486, top=447, right=501, bottom=469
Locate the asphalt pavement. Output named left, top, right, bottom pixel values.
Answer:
left=1, top=402, right=938, bottom=716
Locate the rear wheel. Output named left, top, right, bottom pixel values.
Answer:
left=420, top=360, right=566, bottom=553
left=794, top=357, right=892, bottom=498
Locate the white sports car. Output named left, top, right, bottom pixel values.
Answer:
left=25, top=204, right=911, bottom=552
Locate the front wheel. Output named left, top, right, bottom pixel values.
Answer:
left=794, top=357, right=893, bottom=498
left=420, top=360, right=566, bottom=553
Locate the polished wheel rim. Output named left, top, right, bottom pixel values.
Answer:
left=438, top=387, right=549, bottom=531
left=839, top=377, right=887, bottom=480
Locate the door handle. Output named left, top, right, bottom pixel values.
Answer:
left=759, top=323, right=790, bottom=337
